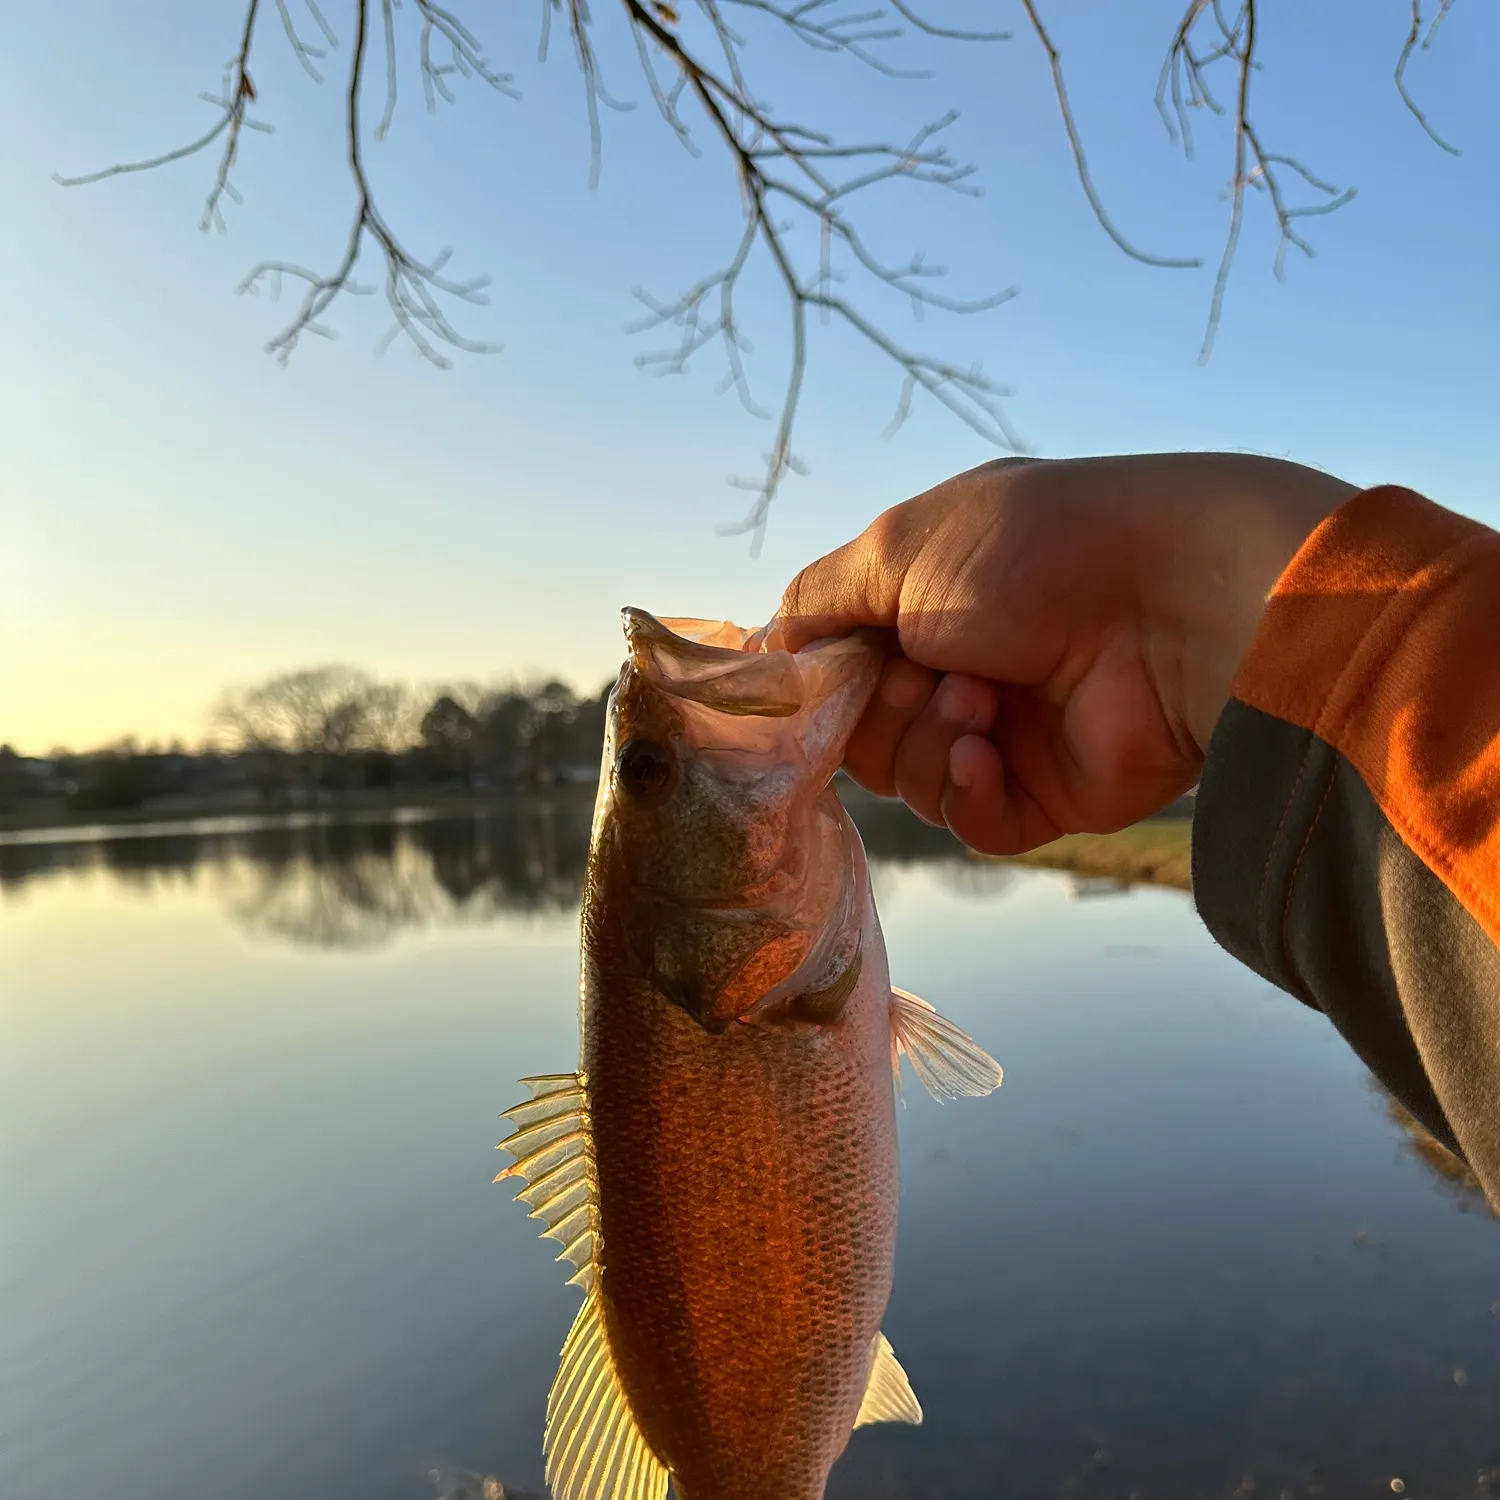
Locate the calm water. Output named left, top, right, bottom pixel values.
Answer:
left=2, top=806, right=1498, bottom=1500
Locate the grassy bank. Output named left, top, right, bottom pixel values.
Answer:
left=993, top=818, right=1194, bottom=892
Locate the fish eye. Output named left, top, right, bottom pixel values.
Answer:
left=616, top=738, right=674, bottom=801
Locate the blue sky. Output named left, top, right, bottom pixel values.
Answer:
left=3, top=1, right=1496, bottom=754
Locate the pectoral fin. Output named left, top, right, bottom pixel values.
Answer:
left=889, top=987, right=1003, bottom=1101
left=854, top=1332, right=922, bottom=1428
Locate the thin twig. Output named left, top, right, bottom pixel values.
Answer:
left=55, top=0, right=268, bottom=237
left=614, top=0, right=1023, bottom=546
left=887, top=0, right=1009, bottom=43
left=722, top=0, right=928, bottom=79
left=1158, top=0, right=1356, bottom=362
left=1019, top=0, right=1199, bottom=269
left=237, top=0, right=499, bottom=366
left=275, top=0, right=331, bottom=81
left=59, top=0, right=1243, bottom=543
left=1199, top=0, right=1253, bottom=363
left=61, top=0, right=509, bottom=362
left=1395, top=0, right=1461, bottom=155
left=377, top=0, right=400, bottom=138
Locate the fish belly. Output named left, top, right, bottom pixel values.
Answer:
left=585, top=969, right=897, bottom=1500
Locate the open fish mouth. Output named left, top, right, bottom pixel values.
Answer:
left=604, top=608, right=884, bottom=1033
left=621, top=606, right=885, bottom=722
left=621, top=607, right=806, bottom=718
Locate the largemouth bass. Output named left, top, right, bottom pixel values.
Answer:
left=497, top=609, right=1002, bottom=1500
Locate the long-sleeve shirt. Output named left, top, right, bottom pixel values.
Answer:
left=1192, top=484, right=1500, bottom=1207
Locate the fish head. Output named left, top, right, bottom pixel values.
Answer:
left=595, top=607, right=883, bottom=1034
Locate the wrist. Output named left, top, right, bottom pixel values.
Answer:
left=1145, top=455, right=1355, bottom=757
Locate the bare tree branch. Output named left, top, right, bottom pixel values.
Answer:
left=274, top=0, right=334, bottom=82
left=55, top=0, right=269, bottom=235
left=567, top=0, right=642, bottom=191
left=55, top=0, right=1467, bottom=544
left=237, top=0, right=499, bottom=366
left=1158, top=0, right=1355, bottom=363
left=1396, top=0, right=1461, bottom=156
left=613, top=0, right=1021, bottom=549
left=1019, top=0, right=1200, bottom=270
left=412, top=0, right=521, bottom=112
left=377, top=0, right=400, bottom=139
left=1423, top=0, right=1459, bottom=47
left=721, top=0, right=928, bottom=79
left=59, top=0, right=510, bottom=364
left=887, top=0, right=1009, bottom=43
left=1199, top=0, right=1251, bottom=365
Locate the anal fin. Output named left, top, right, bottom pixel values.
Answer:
left=890, top=987, right=1003, bottom=1102
left=854, top=1331, right=922, bottom=1428
left=544, top=1289, right=670, bottom=1500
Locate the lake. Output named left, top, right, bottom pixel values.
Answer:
left=2, top=805, right=1497, bottom=1500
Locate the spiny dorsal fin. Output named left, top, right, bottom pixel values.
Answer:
left=495, top=1073, right=598, bottom=1292
left=545, top=1290, right=670, bottom=1500
left=854, top=1331, right=922, bottom=1428
left=889, top=988, right=1003, bottom=1102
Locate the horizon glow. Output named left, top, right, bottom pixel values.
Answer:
left=4, top=2, right=1497, bottom=754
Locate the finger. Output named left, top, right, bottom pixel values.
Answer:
left=940, top=735, right=1062, bottom=855
left=892, top=673, right=997, bottom=827
left=842, top=657, right=937, bottom=797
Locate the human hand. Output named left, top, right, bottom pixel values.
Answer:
left=770, top=453, right=1352, bottom=853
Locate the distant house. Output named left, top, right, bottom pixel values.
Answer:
left=18, top=758, right=75, bottom=796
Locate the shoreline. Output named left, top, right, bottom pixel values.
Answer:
left=0, top=789, right=592, bottom=841
left=988, top=819, right=1194, bottom=893
left=0, top=787, right=1196, bottom=892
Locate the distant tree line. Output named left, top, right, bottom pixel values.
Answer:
left=0, top=668, right=614, bottom=816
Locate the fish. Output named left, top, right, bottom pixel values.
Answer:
left=496, top=608, right=1002, bottom=1500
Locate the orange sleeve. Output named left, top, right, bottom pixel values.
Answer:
left=1231, top=485, right=1500, bottom=945
left=1191, top=485, right=1500, bottom=1211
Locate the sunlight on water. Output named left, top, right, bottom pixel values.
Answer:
left=2, top=813, right=1497, bottom=1500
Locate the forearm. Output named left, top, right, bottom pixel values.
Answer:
left=1191, top=484, right=1500, bottom=1204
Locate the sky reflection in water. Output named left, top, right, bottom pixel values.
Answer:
left=1, top=809, right=1497, bottom=1500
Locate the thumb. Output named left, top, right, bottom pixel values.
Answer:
left=764, top=458, right=1043, bottom=653
left=764, top=518, right=910, bottom=655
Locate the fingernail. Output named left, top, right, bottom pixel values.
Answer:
left=937, top=677, right=976, bottom=725
left=949, top=751, right=973, bottom=791
left=881, top=666, right=927, bottom=711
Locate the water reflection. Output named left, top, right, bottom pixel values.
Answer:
left=5, top=806, right=1493, bottom=1228
left=0, top=793, right=969, bottom=949
left=6, top=814, right=1500, bottom=1500
left=220, top=812, right=596, bottom=948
